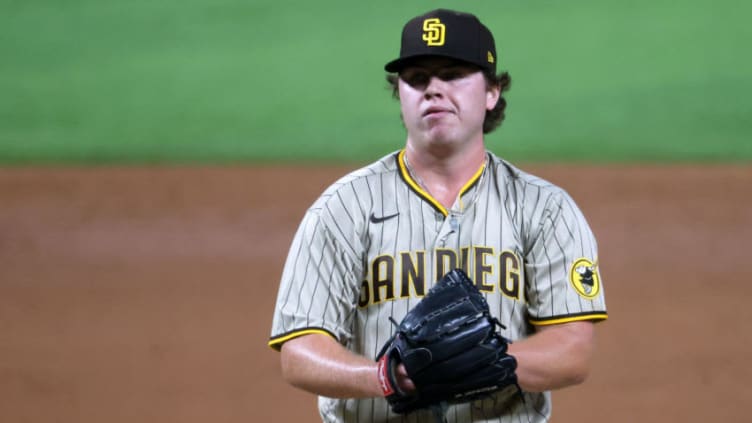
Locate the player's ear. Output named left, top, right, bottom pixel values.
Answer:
left=386, top=73, right=400, bottom=99
left=486, top=83, right=500, bottom=111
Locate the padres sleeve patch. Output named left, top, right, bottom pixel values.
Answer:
left=569, top=258, right=601, bottom=299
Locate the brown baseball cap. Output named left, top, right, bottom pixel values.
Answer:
left=384, top=9, right=497, bottom=73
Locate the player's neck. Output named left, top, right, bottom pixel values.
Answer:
left=403, top=145, right=487, bottom=209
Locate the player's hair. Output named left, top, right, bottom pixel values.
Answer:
left=386, top=70, right=512, bottom=134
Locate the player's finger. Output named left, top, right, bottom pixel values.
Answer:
left=396, top=363, right=416, bottom=392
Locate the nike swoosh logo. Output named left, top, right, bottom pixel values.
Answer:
left=369, top=212, right=399, bottom=224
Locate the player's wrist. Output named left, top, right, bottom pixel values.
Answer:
left=376, top=354, right=395, bottom=397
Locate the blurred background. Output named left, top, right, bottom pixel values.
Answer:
left=1, top=1, right=751, bottom=423
left=2, top=0, right=751, bottom=164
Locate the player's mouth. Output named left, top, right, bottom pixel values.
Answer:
left=422, top=106, right=454, bottom=118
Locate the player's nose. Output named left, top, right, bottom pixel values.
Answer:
left=423, top=76, right=447, bottom=99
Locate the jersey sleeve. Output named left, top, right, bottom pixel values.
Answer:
left=268, top=208, right=362, bottom=351
left=523, top=189, right=607, bottom=326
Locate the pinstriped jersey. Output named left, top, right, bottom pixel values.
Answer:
left=269, top=149, right=607, bottom=423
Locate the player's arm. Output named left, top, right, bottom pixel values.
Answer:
left=515, top=190, right=606, bottom=392
left=279, top=333, right=414, bottom=398
left=507, top=320, right=595, bottom=392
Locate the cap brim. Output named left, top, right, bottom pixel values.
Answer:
left=385, top=54, right=448, bottom=73
left=384, top=54, right=487, bottom=73
left=384, top=57, right=412, bottom=73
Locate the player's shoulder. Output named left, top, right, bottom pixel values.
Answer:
left=488, top=152, right=563, bottom=195
left=487, top=152, right=583, bottom=216
left=308, top=151, right=400, bottom=213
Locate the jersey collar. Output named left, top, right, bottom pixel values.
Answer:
left=396, top=149, right=487, bottom=217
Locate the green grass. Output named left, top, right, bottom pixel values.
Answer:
left=1, top=0, right=750, bottom=164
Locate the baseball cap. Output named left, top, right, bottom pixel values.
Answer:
left=384, top=9, right=497, bottom=73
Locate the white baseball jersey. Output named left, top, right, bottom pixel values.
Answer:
left=269, top=149, right=607, bottom=423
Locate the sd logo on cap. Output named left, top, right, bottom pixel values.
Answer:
left=385, top=9, right=497, bottom=73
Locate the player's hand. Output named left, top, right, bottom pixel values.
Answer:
left=395, top=363, right=416, bottom=393
left=375, top=269, right=518, bottom=414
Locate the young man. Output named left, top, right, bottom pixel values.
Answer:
left=269, top=9, right=607, bottom=422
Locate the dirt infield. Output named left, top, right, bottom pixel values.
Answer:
left=1, top=164, right=750, bottom=423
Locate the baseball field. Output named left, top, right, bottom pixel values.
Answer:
left=2, top=1, right=751, bottom=422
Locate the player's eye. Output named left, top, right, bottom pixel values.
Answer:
left=400, top=65, right=475, bottom=88
left=437, top=68, right=472, bottom=81
left=437, top=70, right=460, bottom=81
left=400, top=70, right=430, bottom=88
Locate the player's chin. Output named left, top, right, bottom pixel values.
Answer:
left=423, top=127, right=462, bottom=145
left=421, top=117, right=452, bottom=131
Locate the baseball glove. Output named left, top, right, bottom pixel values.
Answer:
left=376, top=269, right=519, bottom=415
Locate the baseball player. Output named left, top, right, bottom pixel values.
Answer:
left=269, top=8, right=607, bottom=423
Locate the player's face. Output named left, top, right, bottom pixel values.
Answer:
left=398, top=57, right=499, bottom=150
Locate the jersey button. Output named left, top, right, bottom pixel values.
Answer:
left=450, top=215, right=459, bottom=231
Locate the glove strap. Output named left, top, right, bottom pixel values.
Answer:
left=376, top=354, right=396, bottom=396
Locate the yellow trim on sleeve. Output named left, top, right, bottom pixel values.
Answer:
left=529, top=313, right=608, bottom=326
left=267, top=328, right=337, bottom=351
